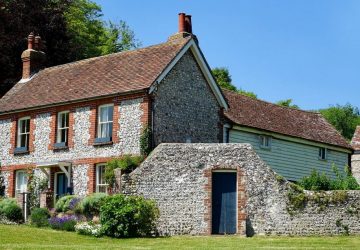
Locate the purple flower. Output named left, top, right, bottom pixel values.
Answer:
left=49, top=215, right=78, bottom=231
left=69, top=197, right=81, bottom=210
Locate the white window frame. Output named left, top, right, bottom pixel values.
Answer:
left=17, top=116, right=30, bottom=148
left=97, top=104, right=114, bottom=139
left=319, top=148, right=327, bottom=160
left=259, top=135, right=271, bottom=149
left=15, top=170, right=28, bottom=196
left=57, top=111, right=70, bottom=144
left=96, top=164, right=108, bottom=193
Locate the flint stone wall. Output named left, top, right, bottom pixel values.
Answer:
left=351, top=154, right=360, bottom=183
left=152, top=51, right=221, bottom=145
left=122, top=143, right=360, bottom=236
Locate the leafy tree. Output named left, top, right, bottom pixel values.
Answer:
left=212, top=67, right=257, bottom=98
left=276, top=99, right=299, bottom=109
left=319, top=104, right=360, bottom=140
left=0, top=0, right=139, bottom=97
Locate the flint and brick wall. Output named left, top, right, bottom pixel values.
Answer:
left=0, top=92, right=148, bottom=197
left=122, top=143, right=360, bottom=236
left=351, top=154, right=360, bottom=183
left=152, top=50, right=222, bottom=145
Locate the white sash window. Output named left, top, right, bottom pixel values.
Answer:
left=96, top=164, right=108, bottom=193
left=15, top=170, right=28, bottom=196
left=97, top=104, right=113, bottom=140
left=17, top=117, right=30, bottom=149
left=57, top=111, right=70, bottom=144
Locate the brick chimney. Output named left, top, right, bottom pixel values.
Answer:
left=168, top=13, right=197, bottom=42
left=21, top=32, right=46, bottom=81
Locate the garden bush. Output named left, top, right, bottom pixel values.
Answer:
left=79, top=193, right=107, bottom=218
left=49, top=215, right=78, bottom=231
left=298, top=166, right=360, bottom=191
left=55, top=195, right=81, bottom=213
left=0, top=198, right=22, bottom=223
left=100, top=194, right=159, bottom=238
left=30, top=208, right=50, bottom=227
left=105, top=155, right=144, bottom=186
left=75, top=221, right=102, bottom=237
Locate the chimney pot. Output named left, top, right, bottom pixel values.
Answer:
left=27, top=32, right=34, bottom=50
left=34, top=35, right=41, bottom=50
left=185, top=15, right=192, bottom=34
left=178, top=13, right=186, bottom=33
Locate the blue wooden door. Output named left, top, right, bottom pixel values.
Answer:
left=56, top=173, right=68, bottom=199
left=212, top=172, right=237, bottom=234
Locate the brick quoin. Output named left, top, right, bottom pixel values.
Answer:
left=204, top=166, right=246, bottom=235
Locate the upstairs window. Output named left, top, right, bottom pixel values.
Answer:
left=259, top=135, right=271, bottom=149
left=15, top=170, right=28, bottom=196
left=96, top=104, right=113, bottom=143
left=16, top=117, right=30, bottom=151
left=96, top=164, right=108, bottom=193
left=319, top=148, right=327, bottom=160
left=56, top=111, right=69, bottom=146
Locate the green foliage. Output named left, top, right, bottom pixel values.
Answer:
left=0, top=0, right=139, bottom=95
left=287, top=184, right=307, bottom=214
left=0, top=198, right=23, bottom=223
left=298, top=169, right=331, bottom=191
left=79, top=193, right=107, bottom=218
left=30, top=208, right=50, bottom=227
left=211, top=67, right=257, bottom=98
left=140, top=126, right=152, bottom=156
left=55, top=195, right=81, bottom=213
left=298, top=166, right=360, bottom=191
left=105, top=155, right=144, bottom=187
left=64, top=0, right=140, bottom=60
left=319, top=104, right=360, bottom=140
left=100, top=194, right=159, bottom=238
left=276, top=99, right=299, bottom=109
left=27, top=170, right=48, bottom=210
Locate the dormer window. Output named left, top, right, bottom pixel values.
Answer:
left=95, top=104, right=113, bottom=143
left=15, top=117, right=30, bottom=153
left=55, top=111, right=69, bottom=148
left=259, top=135, right=271, bottom=149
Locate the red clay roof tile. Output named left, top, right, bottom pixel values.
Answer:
left=0, top=38, right=190, bottom=113
left=223, top=89, right=351, bottom=149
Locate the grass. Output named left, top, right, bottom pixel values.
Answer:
left=0, top=225, right=359, bottom=249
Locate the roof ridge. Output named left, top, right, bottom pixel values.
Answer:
left=222, top=88, right=320, bottom=115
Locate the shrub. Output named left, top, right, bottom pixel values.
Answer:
left=0, top=198, right=23, bottom=223
left=27, top=170, right=48, bottom=210
left=298, top=169, right=331, bottom=191
left=79, top=193, right=107, bottom=218
left=49, top=215, right=78, bottom=231
left=140, top=126, right=152, bottom=156
left=105, top=155, right=144, bottom=187
left=55, top=195, right=81, bottom=213
left=100, top=194, right=159, bottom=238
left=298, top=166, right=360, bottom=191
left=30, top=208, right=50, bottom=227
left=75, top=221, right=102, bottom=237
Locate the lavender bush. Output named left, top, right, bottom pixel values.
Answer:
left=49, top=215, right=78, bottom=231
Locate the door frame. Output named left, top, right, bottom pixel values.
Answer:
left=212, top=170, right=238, bottom=234
left=54, top=171, right=67, bottom=203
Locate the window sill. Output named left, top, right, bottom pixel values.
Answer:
left=14, top=147, right=29, bottom=155
left=53, top=143, right=69, bottom=151
left=94, top=137, right=113, bottom=146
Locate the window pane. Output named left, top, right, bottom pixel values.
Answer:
left=25, top=119, right=30, bottom=133
left=16, top=172, right=28, bottom=193
left=61, top=113, right=66, bottom=128
left=100, top=107, right=108, bottom=122
left=108, top=123, right=113, bottom=137
left=65, top=113, right=69, bottom=127
left=98, top=185, right=107, bottom=193
left=60, top=129, right=67, bottom=143
left=20, top=134, right=26, bottom=147
left=108, top=106, right=113, bottom=122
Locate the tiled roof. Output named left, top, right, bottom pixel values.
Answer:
left=0, top=38, right=190, bottom=113
left=351, top=126, right=360, bottom=150
left=223, top=89, right=351, bottom=149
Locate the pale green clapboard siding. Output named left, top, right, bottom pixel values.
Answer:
left=229, top=129, right=349, bottom=181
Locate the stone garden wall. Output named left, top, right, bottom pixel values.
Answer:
left=122, top=143, right=360, bottom=236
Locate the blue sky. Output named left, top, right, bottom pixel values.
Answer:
left=94, top=0, right=360, bottom=110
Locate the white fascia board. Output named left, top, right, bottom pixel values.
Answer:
left=149, top=39, right=229, bottom=110
left=232, top=125, right=352, bottom=154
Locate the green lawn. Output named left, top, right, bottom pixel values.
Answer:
left=0, top=225, right=359, bottom=250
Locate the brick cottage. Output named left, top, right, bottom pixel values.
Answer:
left=1, top=13, right=358, bottom=236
